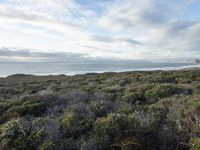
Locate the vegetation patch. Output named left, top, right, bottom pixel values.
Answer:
left=0, top=70, right=200, bottom=149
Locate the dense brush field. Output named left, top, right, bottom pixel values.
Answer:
left=0, top=70, right=200, bottom=150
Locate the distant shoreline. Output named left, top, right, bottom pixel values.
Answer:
left=1, top=61, right=200, bottom=77
left=2, top=65, right=200, bottom=78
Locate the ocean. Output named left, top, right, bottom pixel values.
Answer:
left=0, top=61, right=199, bottom=77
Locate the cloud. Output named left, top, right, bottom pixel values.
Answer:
left=0, top=47, right=89, bottom=62
left=0, top=0, right=99, bottom=43
left=146, top=20, right=200, bottom=53
left=90, top=35, right=142, bottom=46
left=97, top=0, right=200, bottom=59
left=98, top=0, right=194, bottom=30
left=0, top=0, right=200, bottom=61
left=0, top=5, right=88, bottom=36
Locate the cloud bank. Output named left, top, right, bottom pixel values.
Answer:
left=0, top=47, right=89, bottom=62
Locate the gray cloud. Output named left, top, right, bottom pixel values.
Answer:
left=98, top=0, right=200, bottom=58
left=140, top=10, right=169, bottom=25
left=91, top=35, right=142, bottom=45
left=151, top=21, right=200, bottom=52
left=98, top=0, right=182, bottom=29
left=0, top=47, right=89, bottom=62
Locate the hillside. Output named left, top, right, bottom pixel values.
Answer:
left=0, top=70, right=200, bottom=150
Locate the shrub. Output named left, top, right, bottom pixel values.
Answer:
left=93, top=113, right=140, bottom=143
left=90, top=100, right=112, bottom=117
left=60, top=106, right=94, bottom=138
left=39, top=140, right=56, bottom=150
left=119, top=77, right=131, bottom=86
left=189, top=138, right=200, bottom=150
left=120, top=137, right=143, bottom=150
left=145, top=84, right=183, bottom=101
left=0, top=118, right=47, bottom=150
left=9, top=101, right=47, bottom=116
left=122, top=92, right=143, bottom=103
left=81, top=136, right=110, bottom=150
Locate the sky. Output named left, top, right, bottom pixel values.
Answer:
left=0, top=0, right=200, bottom=62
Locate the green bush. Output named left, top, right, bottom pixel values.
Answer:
left=93, top=113, right=140, bottom=142
left=122, top=92, right=143, bottom=103
left=0, top=118, right=48, bottom=150
left=145, top=84, right=183, bottom=101
left=119, top=77, right=131, bottom=86
left=9, top=101, right=47, bottom=116
left=90, top=100, right=112, bottom=117
left=189, top=138, right=200, bottom=150
left=39, top=140, right=55, bottom=150
left=81, top=136, right=110, bottom=150
left=60, top=107, right=94, bottom=138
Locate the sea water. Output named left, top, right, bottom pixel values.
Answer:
left=0, top=61, right=199, bottom=77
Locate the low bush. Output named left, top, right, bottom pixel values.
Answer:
left=145, top=84, right=184, bottom=101
left=60, top=106, right=94, bottom=138
left=9, top=100, right=47, bottom=116
left=90, top=100, right=112, bottom=117
left=93, top=113, right=140, bottom=144
left=0, top=118, right=50, bottom=150
left=122, top=91, right=144, bottom=103
left=189, top=138, right=200, bottom=150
